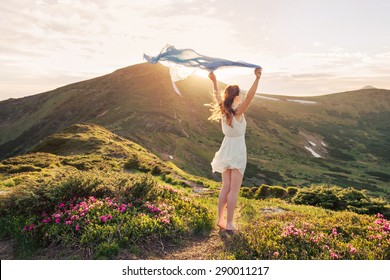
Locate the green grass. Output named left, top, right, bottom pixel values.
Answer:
left=0, top=123, right=389, bottom=260
left=220, top=198, right=389, bottom=260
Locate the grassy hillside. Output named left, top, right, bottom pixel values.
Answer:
left=0, top=63, right=389, bottom=198
left=0, top=124, right=389, bottom=260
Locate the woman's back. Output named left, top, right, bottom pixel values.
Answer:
left=221, top=115, right=246, bottom=137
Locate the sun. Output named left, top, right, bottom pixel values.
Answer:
left=194, top=68, right=244, bottom=82
left=194, top=68, right=254, bottom=91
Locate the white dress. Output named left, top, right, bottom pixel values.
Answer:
left=211, top=114, right=247, bottom=175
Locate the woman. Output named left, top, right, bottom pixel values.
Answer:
left=209, top=68, right=262, bottom=232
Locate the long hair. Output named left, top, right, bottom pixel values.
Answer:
left=208, top=85, right=240, bottom=127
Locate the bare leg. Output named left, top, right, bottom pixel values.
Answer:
left=217, top=169, right=231, bottom=229
left=226, top=169, right=243, bottom=230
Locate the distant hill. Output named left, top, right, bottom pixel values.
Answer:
left=0, top=123, right=213, bottom=191
left=361, top=85, right=377, bottom=90
left=0, top=63, right=389, bottom=197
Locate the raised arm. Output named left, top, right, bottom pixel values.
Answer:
left=208, top=72, right=222, bottom=105
left=235, top=68, right=262, bottom=115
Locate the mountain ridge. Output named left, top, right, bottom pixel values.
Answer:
left=1, top=62, right=389, bottom=197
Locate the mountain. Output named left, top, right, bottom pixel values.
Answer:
left=1, top=123, right=388, bottom=260
left=0, top=63, right=389, bottom=198
left=361, top=85, right=377, bottom=90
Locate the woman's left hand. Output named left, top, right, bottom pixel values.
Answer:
left=255, top=68, right=262, bottom=78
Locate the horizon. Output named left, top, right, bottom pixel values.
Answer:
left=0, top=61, right=388, bottom=102
left=1, top=0, right=390, bottom=101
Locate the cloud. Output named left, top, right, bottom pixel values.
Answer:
left=1, top=0, right=389, bottom=100
left=0, top=0, right=244, bottom=100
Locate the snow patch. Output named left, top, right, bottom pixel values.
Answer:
left=321, top=141, right=327, bottom=147
left=287, top=99, right=317, bottom=104
left=256, top=95, right=280, bottom=101
left=305, top=146, right=322, bottom=158
left=169, top=155, right=174, bottom=160
left=309, top=141, right=316, bottom=146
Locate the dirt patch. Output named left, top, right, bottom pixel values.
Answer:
left=0, top=239, right=14, bottom=260
left=260, top=207, right=287, bottom=214
left=161, top=230, right=223, bottom=260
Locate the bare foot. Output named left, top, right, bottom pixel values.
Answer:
left=225, top=223, right=236, bottom=231
left=217, top=221, right=226, bottom=230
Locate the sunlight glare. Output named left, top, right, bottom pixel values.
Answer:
left=194, top=67, right=252, bottom=84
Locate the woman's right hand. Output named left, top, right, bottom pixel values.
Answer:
left=208, top=72, right=217, bottom=83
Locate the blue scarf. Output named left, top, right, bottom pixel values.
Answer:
left=144, top=44, right=261, bottom=94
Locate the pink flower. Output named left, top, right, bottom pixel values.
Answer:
left=120, top=204, right=127, bottom=213
left=273, top=252, right=279, bottom=257
left=55, top=218, right=60, bottom=224
left=100, top=216, right=107, bottom=223
left=350, top=247, right=357, bottom=254
left=377, top=213, right=384, bottom=219
left=75, top=224, right=80, bottom=231
left=310, top=237, right=319, bottom=243
left=162, top=218, right=170, bottom=224
left=375, top=219, right=383, bottom=225
left=58, top=203, right=65, bottom=209
left=330, top=252, right=339, bottom=259
left=65, top=221, right=72, bottom=225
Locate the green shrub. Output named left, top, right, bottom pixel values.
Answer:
left=254, top=184, right=270, bottom=199
left=240, top=187, right=251, bottom=198
left=151, top=165, right=161, bottom=175
left=269, top=186, right=287, bottom=199
left=124, top=155, right=139, bottom=170
left=120, top=173, right=157, bottom=199
left=286, top=187, right=299, bottom=197
left=95, top=242, right=120, bottom=259
left=292, top=185, right=386, bottom=215
left=9, top=165, right=42, bottom=174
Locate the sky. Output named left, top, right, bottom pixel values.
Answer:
left=1, top=0, right=390, bottom=101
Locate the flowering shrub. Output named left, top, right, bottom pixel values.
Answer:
left=17, top=182, right=213, bottom=256
left=222, top=202, right=389, bottom=260
left=0, top=171, right=213, bottom=259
